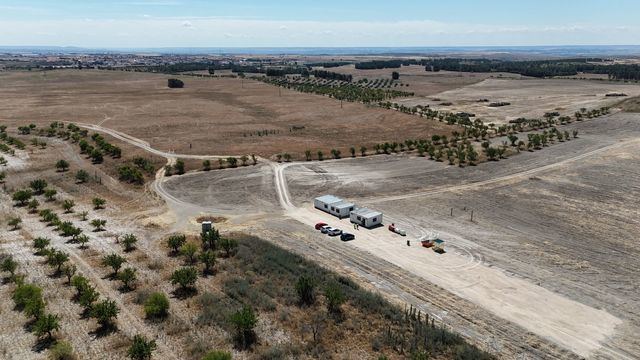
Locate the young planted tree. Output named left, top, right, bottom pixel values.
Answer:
left=240, top=155, right=249, bottom=166
left=79, top=211, right=89, bottom=221
left=55, top=159, right=70, bottom=172
left=230, top=306, right=258, bottom=350
left=8, top=217, right=22, bottom=230
left=27, top=199, right=40, bottom=213
left=47, top=250, right=69, bottom=274
left=170, top=267, right=198, bottom=293
left=317, top=151, right=324, bottom=161
left=78, top=285, right=100, bottom=312
left=102, top=253, right=126, bottom=277
left=1, top=255, right=18, bottom=278
left=62, top=199, right=75, bottom=213
left=251, top=154, right=257, bottom=165
left=167, top=234, right=186, bottom=255
left=12, top=189, right=33, bottom=206
left=75, top=169, right=90, bottom=183
left=331, top=149, right=341, bottom=159
left=92, top=197, right=106, bottom=210
left=360, top=146, right=367, bottom=157
left=121, top=234, right=138, bottom=252
left=180, top=243, right=199, bottom=264
left=127, top=335, right=157, bottom=360
left=62, top=264, right=77, bottom=284
left=143, top=292, right=170, bottom=320
left=202, top=160, right=211, bottom=171
left=200, top=250, right=216, bottom=275
left=304, top=150, right=312, bottom=161
left=77, top=234, right=90, bottom=249
left=118, top=267, right=137, bottom=291
left=90, top=219, right=107, bottom=231
left=201, top=228, right=220, bottom=250
left=44, top=189, right=57, bottom=201
left=29, top=179, right=48, bottom=195
left=218, top=159, right=225, bottom=169
left=33, top=313, right=60, bottom=340
left=90, top=299, right=119, bottom=329
left=219, top=238, right=238, bottom=258
left=33, top=237, right=51, bottom=255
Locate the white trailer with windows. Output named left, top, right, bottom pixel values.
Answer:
left=350, top=207, right=383, bottom=229
left=314, top=195, right=355, bottom=219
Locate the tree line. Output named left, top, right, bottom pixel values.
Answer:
left=312, top=70, right=352, bottom=82
left=423, top=58, right=640, bottom=80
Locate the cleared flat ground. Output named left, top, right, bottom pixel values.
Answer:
left=395, top=77, right=640, bottom=124
left=324, top=64, right=519, bottom=96
left=162, top=113, right=640, bottom=358
left=0, top=69, right=456, bottom=159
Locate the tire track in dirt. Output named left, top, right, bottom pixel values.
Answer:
left=366, top=138, right=640, bottom=204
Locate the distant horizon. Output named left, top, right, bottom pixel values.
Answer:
left=2, top=44, right=640, bottom=57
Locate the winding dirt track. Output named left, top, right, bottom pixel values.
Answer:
left=77, top=123, right=636, bottom=359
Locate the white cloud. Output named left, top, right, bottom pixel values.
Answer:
left=0, top=18, right=638, bottom=47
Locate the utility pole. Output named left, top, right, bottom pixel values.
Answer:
left=450, top=208, right=453, bottom=217
left=470, top=210, right=474, bottom=222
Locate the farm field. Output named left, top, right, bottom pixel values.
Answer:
left=161, top=112, right=640, bottom=359
left=0, top=70, right=456, bottom=160
left=394, top=77, right=640, bottom=124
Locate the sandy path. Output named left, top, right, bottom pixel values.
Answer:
left=272, top=158, right=627, bottom=359
left=366, top=138, right=640, bottom=204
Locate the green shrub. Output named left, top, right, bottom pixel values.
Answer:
left=48, top=340, right=76, bottom=360
left=144, top=292, right=170, bottom=319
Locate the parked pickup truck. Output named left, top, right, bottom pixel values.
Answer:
left=388, top=223, right=407, bottom=236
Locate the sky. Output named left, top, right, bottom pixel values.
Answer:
left=0, top=0, right=638, bottom=48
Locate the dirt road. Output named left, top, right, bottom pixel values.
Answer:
left=81, top=119, right=637, bottom=359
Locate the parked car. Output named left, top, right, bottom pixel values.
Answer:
left=340, top=233, right=355, bottom=241
left=320, top=225, right=332, bottom=234
left=327, top=228, right=343, bottom=236
left=388, top=223, right=407, bottom=236
left=315, top=222, right=328, bottom=230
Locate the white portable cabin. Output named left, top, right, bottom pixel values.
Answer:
left=350, top=207, right=383, bottom=229
left=314, top=195, right=355, bottom=219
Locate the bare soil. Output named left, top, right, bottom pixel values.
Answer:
left=0, top=70, right=457, bottom=159
left=161, top=113, right=640, bottom=359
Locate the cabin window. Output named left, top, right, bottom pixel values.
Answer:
left=324, top=204, right=328, bottom=209
left=331, top=207, right=335, bottom=211
left=357, top=216, right=361, bottom=221
left=373, top=218, right=377, bottom=222
left=349, top=207, right=354, bottom=211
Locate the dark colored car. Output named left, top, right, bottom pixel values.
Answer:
left=340, top=233, right=355, bottom=241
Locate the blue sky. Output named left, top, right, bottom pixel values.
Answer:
left=0, top=0, right=638, bottom=47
